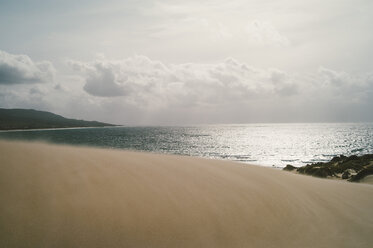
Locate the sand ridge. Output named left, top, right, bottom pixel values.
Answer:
left=1, top=140, right=373, bottom=247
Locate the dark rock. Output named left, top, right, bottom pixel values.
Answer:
left=283, top=164, right=297, bottom=171
left=360, top=154, right=373, bottom=160
left=333, top=159, right=365, bottom=174
left=350, top=166, right=373, bottom=182
left=297, top=166, right=305, bottom=174
left=295, top=154, right=373, bottom=182
left=296, top=163, right=334, bottom=178
left=331, top=155, right=347, bottom=163
left=331, top=156, right=343, bottom=162
left=342, top=169, right=356, bottom=180
left=344, top=155, right=359, bottom=162
left=311, top=167, right=334, bottom=178
left=341, top=171, right=349, bottom=179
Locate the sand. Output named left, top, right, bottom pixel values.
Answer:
left=1, top=141, right=373, bottom=248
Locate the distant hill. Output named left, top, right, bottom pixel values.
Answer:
left=0, top=108, right=117, bottom=130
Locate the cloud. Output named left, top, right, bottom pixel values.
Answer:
left=70, top=56, right=372, bottom=107
left=66, top=55, right=373, bottom=124
left=3, top=53, right=372, bottom=125
left=70, top=56, right=296, bottom=106
left=246, top=20, right=290, bottom=47
left=0, top=50, right=55, bottom=85
left=70, top=56, right=170, bottom=98
left=83, top=64, right=126, bottom=97
left=269, top=69, right=298, bottom=96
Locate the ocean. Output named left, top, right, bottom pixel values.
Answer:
left=1, top=123, right=373, bottom=168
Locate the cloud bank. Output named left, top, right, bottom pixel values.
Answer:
left=70, top=55, right=298, bottom=105
left=0, top=50, right=55, bottom=85
left=65, top=55, right=373, bottom=124
left=1, top=50, right=372, bottom=125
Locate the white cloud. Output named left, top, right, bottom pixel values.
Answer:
left=2, top=51, right=373, bottom=125
left=246, top=20, right=290, bottom=47
left=66, top=55, right=373, bottom=124
left=70, top=56, right=296, bottom=107
left=0, top=50, right=55, bottom=84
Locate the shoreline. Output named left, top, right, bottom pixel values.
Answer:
left=1, top=123, right=373, bottom=169
left=0, top=125, right=122, bottom=133
left=1, top=140, right=373, bottom=247
left=1, top=138, right=372, bottom=180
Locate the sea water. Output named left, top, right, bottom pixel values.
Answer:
left=1, top=123, right=373, bottom=167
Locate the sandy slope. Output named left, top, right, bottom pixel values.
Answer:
left=0, top=141, right=372, bottom=248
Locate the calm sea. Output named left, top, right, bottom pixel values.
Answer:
left=1, top=123, right=373, bottom=168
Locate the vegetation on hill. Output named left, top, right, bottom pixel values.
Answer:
left=0, top=108, right=116, bottom=130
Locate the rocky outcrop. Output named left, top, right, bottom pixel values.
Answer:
left=283, top=164, right=297, bottom=171
left=283, top=154, right=373, bottom=182
left=350, top=166, right=373, bottom=182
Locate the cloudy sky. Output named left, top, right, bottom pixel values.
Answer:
left=0, top=0, right=372, bottom=125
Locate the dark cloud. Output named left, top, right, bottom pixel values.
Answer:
left=0, top=50, right=54, bottom=85
left=83, top=65, right=127, bottom=97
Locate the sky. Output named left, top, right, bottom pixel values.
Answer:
left=0, top=0, right=373, bottom=125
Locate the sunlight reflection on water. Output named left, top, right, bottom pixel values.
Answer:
left=1, top=123, right=373, bottom=167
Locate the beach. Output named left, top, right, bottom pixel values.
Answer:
left=1, top=140, right=373, bottom=247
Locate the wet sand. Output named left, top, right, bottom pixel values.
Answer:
left=1, top=140, right=373, bottom=247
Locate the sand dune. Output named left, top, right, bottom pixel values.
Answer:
left=1, top=141, right=373, bottom=247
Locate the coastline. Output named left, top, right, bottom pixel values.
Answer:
left=1, top=140, right=373, bottom=247
left=0, top=125, right=122, bottom=133
left=1, top=123, right=373, bottom=168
